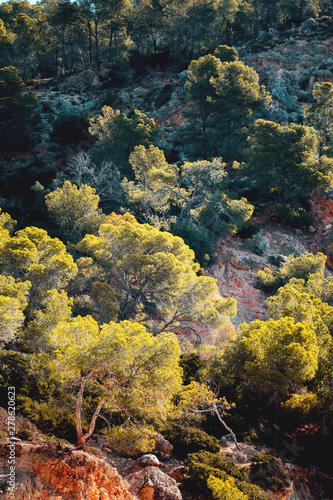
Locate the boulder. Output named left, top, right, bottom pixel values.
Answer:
left=271, top=87, right=297, bottom=111
left=300, top=18, right=318, bottom=32
left=152, top=433, right=173, bottom=456
left=256, top=30, right=278, bottom=43
left=126, top=466, right=182, bottom=500
left=137, top=454, right=160, bottom=467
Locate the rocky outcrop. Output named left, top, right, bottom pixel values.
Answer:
left=151, top=434, right=173, bottom=456
left=242, top=35, right=333, bottom=124
left=0, top=443, right=134, bottom=500
left=307, top=193, right=333, bottom=269
left=125, top=466, right=182, bottom=500
left=209, top=221, right=311, bottom=327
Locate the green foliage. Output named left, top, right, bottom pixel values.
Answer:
left=123, top=150, right=253, bottom=253
left=50, top=317, right=182, bottom=446
left=122, top=144, right=179, bottom=227
left=250, top=454, right=288, bottom=492
left=0, top=65, right=24, bottom=100
left=246, top=119, right=333, bottom=202
left=213, top=45, right=239, bottom=63
left=207, top=475, right=248, bottom=500
left=45, top=180, right=106, bottom=241
left=51, top=112, right=89, bottom=146
left=0, top=275, right=30, bottom=345
left=305, top=81, right=333, bottom=147
left=163, top=423, right=220, bottom=459
left=77, top=218, right=236, bottom=331
left=187, top=455, right=270, bottom=500
left=170, top=221, right=215, bottom=265
left=0, top=66, right=38, bottom=151
left=267, top=277, right=333, bottom=338
left=0, top=209, right=16, bottom=234
left=0, top=225, right=77, bottom=311
left=185, top=55, right=270, bottom=158
left=21, top=289, right=73, bottom=353
left=0, top=350, right=76, bottom=440
left=225, top=317, right=319, bottom=403
left=179, top=353, right=208, bottom=385
left=90, top=281, right=119, bottom=324
left=282, top=391, right=319, bottom=416
left=258, top=252, right=327, bottom=293
left=89, top=106, right=159, bottom=174
left=273, top=204, right=315, bottom=229
left=186, top=54, right=223, bottom=123
left=103, top=424, right=155, bottom=457
left=188, top=451, right=249, bottom=482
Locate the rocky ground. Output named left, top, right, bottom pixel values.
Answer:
left=1, top=409, right=332, bottom=500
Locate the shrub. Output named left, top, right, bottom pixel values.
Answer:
left=154, top=83, right=173, bottom=108
left=274, top=204, right=314, bottom=229
left=187, top=451, right=249, bottom=482
left=162, top=424, right=220, bottom=459
left=187, top=459, right=270, bottom=500
left=179, top=353, right=208, bottom=385
left=171, top=221, right=215, bottom=265
left=103, top=424, right=155, bottom=457
left=258, top=252, right=327, bottom=293
left=51, top=112, right=89, bottom=145
left=0, top=66, right=39, bottom=153
left=250, top=454, right=289, bottom=492
left=207, top=475, right=248, bottom=500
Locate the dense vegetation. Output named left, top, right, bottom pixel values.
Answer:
left=1, top=0, right=333, bottom=498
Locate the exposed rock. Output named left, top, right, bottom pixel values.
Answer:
left=209, top=222, right=312, bottom=326
left=152, top=434, right=173, bottom=456
left=300, top=18, right=318, bottom=32
left=0, top=444, right=134, bottom=500
left=271, top=86, right=297, bottom=111
left=256, top=29, right=279, bottom=43
left=168, top=466, right=187, bottom=483
left=243, top=36, right=333, bottom=122
left=220, top=433, right=236, bottom=446
left=137, top=454, right=160, bottom=467
left=126, top=466, right=182, bottom=500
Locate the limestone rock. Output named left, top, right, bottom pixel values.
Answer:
left=137, top=454, right=160, bottom=467
left=152, top=433, right=173, bottom=456
left=126, top=466, right=182, bottom=500
left=1, top=444, right=134, bottom=500
left=271, top=87, right=297, bottom=111
left=300, top=18, right=318, bottom=32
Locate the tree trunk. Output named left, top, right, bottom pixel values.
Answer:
left=108, top=28, right=114, bottom=65
left=76, top=377, right=87, bottom=448
left=213, top=403, right=241, bottom=451
left=88, top=21, right=93, bottom=66
left=94, top=19, right=100, bottom=68
left=76, top=373, right=105, bottom=449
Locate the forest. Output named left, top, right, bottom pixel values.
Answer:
left=1, top=0, right=333, bottom=499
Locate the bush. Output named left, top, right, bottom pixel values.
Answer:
left=187, top=458, right=270, bottom=500
left=258, top=252, right=327, bottom=293
left=154, top=84, right=173, bottom=108
left=162, top=423, right=220, bottom=459
left=103, top=424, right=155, bottom=457
left=274, top=204, right=314, bottom=229
left=179, top=353, right=208, bottom=385
left=0, top=350, right=77, bottom=442
left=250, top=454, right=289, bottom=492
left=51, top=112, right=89, bottom=145
left=171, top=221, right=215, bottom=265
left=0, top=66, right=39, bottom=153
left=187, top=451, right=249, bottom=482
left=207, top=475, right=248, bottom=500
